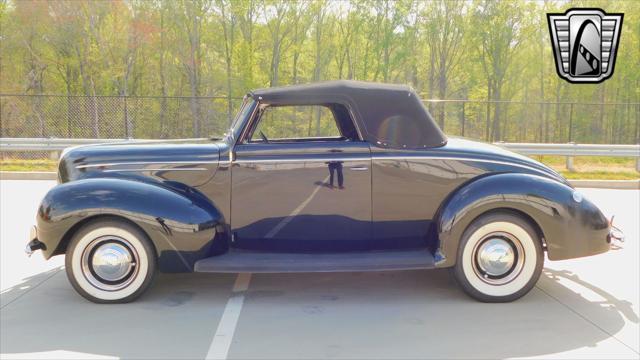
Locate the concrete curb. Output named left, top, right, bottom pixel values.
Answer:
left=1, top=171, right=639, bottom=189
left=568, top=179, right=640, bottom=189
left=0, top=171, right=57, bottom=180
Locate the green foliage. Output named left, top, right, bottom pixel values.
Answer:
left=1, top=0, right=638, bottom=143
left=255, top=105, right=339, bottom=140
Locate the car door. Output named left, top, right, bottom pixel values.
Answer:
left=231, top=104, right=372, bottom=252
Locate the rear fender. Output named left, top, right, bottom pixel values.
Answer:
left=36, top=178, right=224, bottom=272
left=434, top=173, right=609, bottom=267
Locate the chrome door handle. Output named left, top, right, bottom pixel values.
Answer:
left=350, top=166, right=368, bottom=171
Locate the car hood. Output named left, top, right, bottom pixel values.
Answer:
left=439, top=137, right=569, bottom=185
left=58, top=140, right=220, bottom=185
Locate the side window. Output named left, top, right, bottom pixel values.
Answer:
left=249, top=105, right=348, bottom=142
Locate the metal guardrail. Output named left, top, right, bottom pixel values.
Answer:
left=495, top=142, right=640, bottom=171
left=0, top=138, right=210, bottom=151
left=495, top=142, right=640, bottom=157
left=0, top=138, right=131, bottom=151
left=1, top=138, right=639, bottom=170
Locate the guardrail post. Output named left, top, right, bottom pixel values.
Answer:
left=568, top=103, right=574, bottom=142
left=566, top=142, right=576, bottom=172
left=636, top=157, right=640, bottom=172
left=566, top=156, right=575, bottom=172
left=460, top=102, right=466, bottom=137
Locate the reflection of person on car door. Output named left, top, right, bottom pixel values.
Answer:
left=327, top=161, right=344, bottom=189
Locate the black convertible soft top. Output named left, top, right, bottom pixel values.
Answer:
left=250, top=80, right=447, bottom=149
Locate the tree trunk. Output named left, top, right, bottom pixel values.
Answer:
left=187, top=9, right=201, bottom=137
left=544, top=98, right=550, bottom=142
left=90, top=79, right=99, bottom=138
left=437, top=71, right=447, bottom=129
left=159, top=6, right=168, bottom=137
left=189, top=85, right=200, bottom=138
left=636, top=79, right=640, bottom=144
left=346, top=50, right=353, bottom=80
left=226, top=59, right=233, bottom=126
left=313, top=6, right=323, bottom=134
left=34, top=95, right=45, bottom=137
left=270, top=40, right=281, bottom=87
left=66, top=70, right=73, bottom=137
left=122, top=56, right=134, bottom=138
left=597, top=83, right=606, bottom=143
left=427, top=50, right=435, bottom=114
left=459, top=100, right=465, bottom=137
left=554, top=83, right=562, bottom=142
left=220, top=2, right=235, bottom=125
left=491, top=85, right=501, bottom=141
left=611, top=87, right=620, bottom=143
left=502, top=102, right=509, bottom=141
left=238, top=0, right=255, bottom=87
left=485, top=79, right=492, bottom=141
left=293, top=52, right=300, bottom=83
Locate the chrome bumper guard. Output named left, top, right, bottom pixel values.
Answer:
left=607, top=216, right=625, bottom=246
left=25, top=225, right=45, bottom=257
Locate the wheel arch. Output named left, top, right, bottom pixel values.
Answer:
left=36, top=178, right=226, bottom=272
left=434, top=172, right=575, bottom=267
left=464, top=208, right=547, bottom=249
left=53, top=214, right=157, bottom=258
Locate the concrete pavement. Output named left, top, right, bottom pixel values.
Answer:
left=1, top=180, right=638, bottom=359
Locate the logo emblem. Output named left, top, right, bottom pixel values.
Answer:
left=547, top=8, right=623, bottom=83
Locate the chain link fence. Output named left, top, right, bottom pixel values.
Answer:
left=2, top=94, right=639, bottom=162
left=1, top=94, right=244, bottom=161
left=423, top=99, right=640, bottom=145
left=0, top=94, right=243, bottom=139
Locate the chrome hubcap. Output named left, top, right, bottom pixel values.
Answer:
left=477, top=238, right=515, bottom=276
left=472, top=232, right=524, bottom=285
left=81, top=236, right=139, bottom=291
left=91, top=243, right=134, bottom=282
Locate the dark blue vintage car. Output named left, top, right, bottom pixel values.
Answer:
left=26, top=81, right=619, bottom=303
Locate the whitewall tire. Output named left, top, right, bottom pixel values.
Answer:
left=452, top=212, right=543, bottom=302
left=65, top=219, right=157, bottom=303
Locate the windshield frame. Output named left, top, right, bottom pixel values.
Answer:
left=225, top=96, right=258, bottom=144
left=224, top=97, right=256, bottom=144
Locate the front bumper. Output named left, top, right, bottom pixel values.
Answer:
left=607, top=218, right=625, bottom=245
left=25, top=225, right=46, bottom=257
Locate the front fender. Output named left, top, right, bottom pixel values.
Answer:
left=435, top=173, right=609, bottom=267
left=36, top=178, right=224, bottom=272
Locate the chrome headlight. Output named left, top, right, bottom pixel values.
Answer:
left=572, top=191, right=584, bottom=203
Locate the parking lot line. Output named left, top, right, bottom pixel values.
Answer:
left=205, top=273, right=252, bottom=360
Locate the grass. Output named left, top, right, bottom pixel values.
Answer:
left=1, top=155, right=638, bottom=180
left=531, top=155, right=639, bottom=180
left=558, top=170, right=639, bottom=180
left=532, top=155, right=635, bottom=169
left=0, top=159, right=57, bottom=172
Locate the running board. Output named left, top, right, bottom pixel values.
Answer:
left=194, top=249, right=436, bottom=273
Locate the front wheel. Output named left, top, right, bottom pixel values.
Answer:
left=452, top=212, right=543, bottom=302
left=65, top=219, right=157, bottom=303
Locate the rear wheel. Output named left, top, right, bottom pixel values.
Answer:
left=452, top=212, right=543, bottom=302
left=65, top=219, right=157, bottom=303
